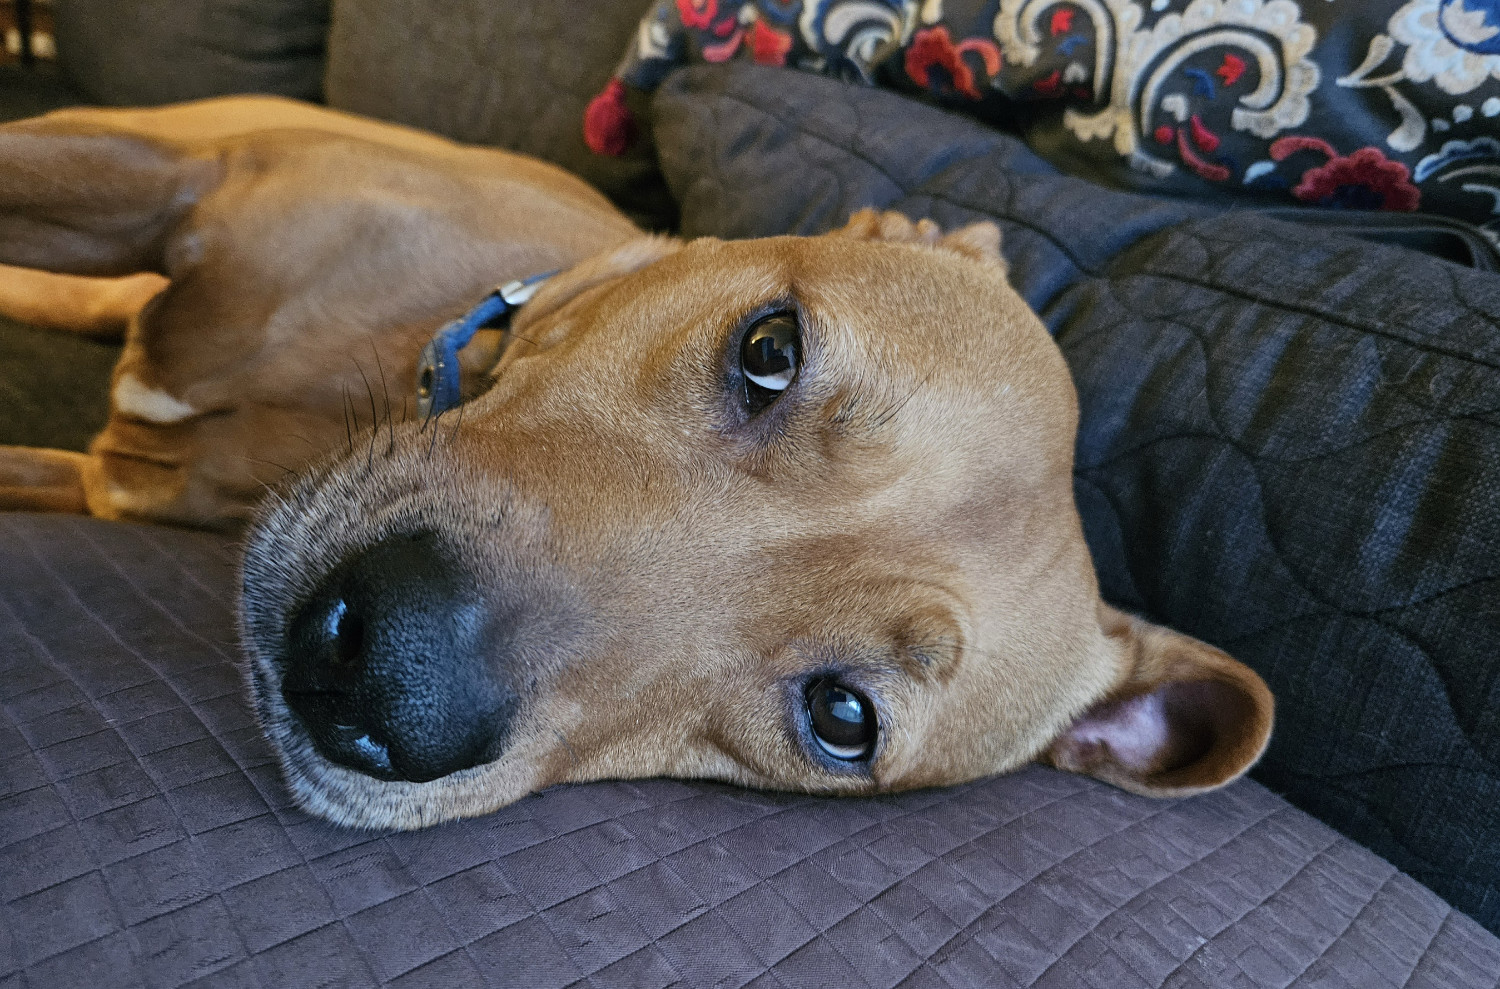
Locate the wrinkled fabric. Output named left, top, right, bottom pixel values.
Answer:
left=322, top=0, right=677, bottom=229
left=652, top=62, right=1500, bottom=933
left=53, top=0, right=328, bottom=105
left=4, top=513, right=1499, bottom=986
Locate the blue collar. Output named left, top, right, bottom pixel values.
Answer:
left=415, top=270, right=557, bottom=419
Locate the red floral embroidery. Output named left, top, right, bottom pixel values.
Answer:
left=905, top=26, right=1000, bottom=101
left=1271, top=137, right=1421, bottom=211
left=1154, top=115, right=1228, bottom=181
left=584, top=78, right=634, bottom=157
left=1176, top=126, right=1229, bottom=181
left=702, top=28, right=745, bottom=62
left=676, top=0, right=716, bottom=30
left=1188, top=114, right=1220, bottom=153
left=1033, top=69, right=1062, bottom=96
left=1216, top=53, right=1246, bottom=86
left=751, top=19, right=793, bottom=66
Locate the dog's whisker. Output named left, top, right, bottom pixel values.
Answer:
left=371, top=340, right=397, bottom=459
left=243, top=455, right=298, bottom=482
left=284, top=432, right=322, bottom=455
left=341, top=383, right=354, bottom=453
left=871, top=371, right=936, bottom=429
left=354, top=358, right=380, bottom=472
left=498, top=324, right=542, bottom=351
left=426, top=404, right=448, bottom=461
left=446, top=399, right=467, bottom=447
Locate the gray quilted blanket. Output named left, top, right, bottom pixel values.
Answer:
left=2, top=513, right=1498, bottom=985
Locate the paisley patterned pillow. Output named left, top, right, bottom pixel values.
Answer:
left=585, top=0, right=1500, bottom=241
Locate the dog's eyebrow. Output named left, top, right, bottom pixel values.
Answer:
left=889, top=635, right=963, bottom=683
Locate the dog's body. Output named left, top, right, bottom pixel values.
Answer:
left=0, top=96, right=640, bottom=527
left=0, top=101, right=1271, bottom=829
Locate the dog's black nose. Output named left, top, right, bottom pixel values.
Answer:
left=281, top=532, right=513, bottom=783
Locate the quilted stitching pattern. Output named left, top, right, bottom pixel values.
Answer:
left=649, top=63, right=1500, bottom=932
left=4, top=514, right=1498, bottom=986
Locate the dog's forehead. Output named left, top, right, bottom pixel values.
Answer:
left=470, top=233, right=1080, bottom=593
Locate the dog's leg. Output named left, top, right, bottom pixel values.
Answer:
left=0, top=115, right=219, bottom=518
left=0, top=446, right=89, bottom=513
left=0, top=118, right=215, bottom=276
left=0, top=264, right=166, bottom=338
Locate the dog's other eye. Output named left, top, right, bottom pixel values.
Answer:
left=805, top=677, right=877, bottom=761
left=740, top=312, right=800, bottom=412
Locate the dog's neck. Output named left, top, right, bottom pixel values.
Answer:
left=414, top=269, right=558, bottom=419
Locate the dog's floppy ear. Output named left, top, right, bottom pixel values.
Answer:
left=1043, top=603, right=1273, bottom=797
left=832, top=208, right=1006, bottom=271
left=0, top=120, right=218, bottom=276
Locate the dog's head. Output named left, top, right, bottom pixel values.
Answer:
left=0, top=106, right=636, bottom=528
left=241, top=211, right=1272, bottom=828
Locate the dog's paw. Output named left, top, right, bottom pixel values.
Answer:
left=833, top=209, right=1005, bottom=271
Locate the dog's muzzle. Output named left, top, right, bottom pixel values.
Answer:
left=278, top=531, right=515, bottom=782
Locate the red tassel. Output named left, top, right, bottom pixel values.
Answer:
left=584, top=79, right=634, bottom=157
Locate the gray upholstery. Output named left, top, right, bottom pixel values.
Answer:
left=323, top=0, right=674, bottom=228
left=52, top=0, right=328, bottom=105
left=0, top=65, right=85, bottom=125
left=0, top=317, right=116, bottom=452
left=4, top=513, right=1498, bottom=986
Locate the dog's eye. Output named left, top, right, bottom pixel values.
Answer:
left=805, top=677, right=876, bottom=761
left=740, top=312, right=800, bottom=412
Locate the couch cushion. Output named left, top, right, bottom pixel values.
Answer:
left=0, top=318, right=117, bottom=452
left=649, top=63, right=1500, bottom=934
left=322, top=0, right=675, bottom=229
left=0, top=65, right=85, bottom=124
left=52, top=0, right=328, bottom=105
left=3, top=512, right=1498, bottom=986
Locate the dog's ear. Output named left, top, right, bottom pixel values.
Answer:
left=0, top=120, right=218, bottom=276
left=1043, top=603, right=1273, bottom=797
left=508, top=234, right=682, bottom=344
left=832, top=208, right=1006, bottom=271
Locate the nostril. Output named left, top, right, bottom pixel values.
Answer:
left=288, top=593, right=366, bottom=686
left=328, top=725, right=395, bottom=777
left=279, top=532, right=514, bottom=783
left=327, top=599, right=364, bottom=672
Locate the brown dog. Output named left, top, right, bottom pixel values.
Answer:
left=240, top=209, right=1273, bottom=830
left=0, top=96, right=639, bottom=528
